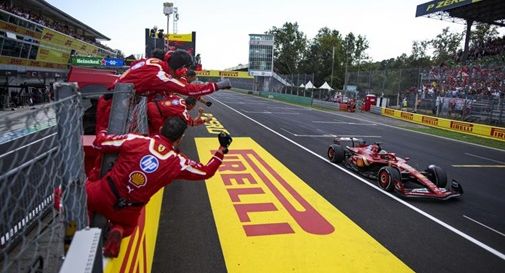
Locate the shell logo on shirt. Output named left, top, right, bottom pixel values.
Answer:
left=129, top=171, right=147, bottom=188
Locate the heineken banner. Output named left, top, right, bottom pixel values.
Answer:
left=71, top=56, right=125, bottom=67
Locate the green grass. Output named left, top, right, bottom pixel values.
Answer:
left=400, top=125, right=505, bottom=150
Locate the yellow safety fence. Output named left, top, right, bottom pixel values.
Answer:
left=381, top=108, right=505, bottom=142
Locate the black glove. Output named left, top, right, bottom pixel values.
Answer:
left=205, top=101, right=212, bottom=107
left=216, top=79, right=232, bottom=90
left=218, top=132, right=232, bottom=154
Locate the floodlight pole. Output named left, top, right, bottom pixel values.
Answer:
left=164, top=2, right=174, bottom=42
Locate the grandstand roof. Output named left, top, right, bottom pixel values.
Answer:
left=19, top=0, right=110, bottom=40
left=416, top=0, right=505, bottom=27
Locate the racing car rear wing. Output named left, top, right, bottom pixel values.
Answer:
left=333, top=137, right=365, bottom=147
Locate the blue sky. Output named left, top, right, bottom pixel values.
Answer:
left=47, top=0, right=477, bottom=70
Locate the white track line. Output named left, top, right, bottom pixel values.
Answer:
left=281, top=128, right=381, bottom=138
left=463, top=215, right=505, bottom=238
left=464, top=153, right=505, bottom=164
left=213, top=96, right=505, bottom=261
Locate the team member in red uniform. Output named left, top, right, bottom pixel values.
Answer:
left=87, top=116, right=233, bottom=257
left=95, top=49, right=231, bottom=132
left=183, top=69, right=213, bottom=107
left=147, top=95, right=207, bottom=135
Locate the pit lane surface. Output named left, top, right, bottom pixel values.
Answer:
left=152, top=90, right=505, bottom=273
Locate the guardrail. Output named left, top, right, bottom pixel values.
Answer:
left=379, top=107, right=505, bottom=142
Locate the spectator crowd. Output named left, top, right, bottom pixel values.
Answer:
left=0, top=2, right=116, bottom=53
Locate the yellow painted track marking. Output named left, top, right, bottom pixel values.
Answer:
left=103, top=188, right=164, bottom=273
left=196, top=137, right=412, bottom=273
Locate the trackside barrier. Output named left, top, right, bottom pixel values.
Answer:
left=231, top=89, right=358, bottom=112
left=370, top=105, right=382, bottom=115
left=380, top=107, right=505, bottom=142
left=259, top=91, right=312, bottom=106
left=312, top=100, right=340, bottom=111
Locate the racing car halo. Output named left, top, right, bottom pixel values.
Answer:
left=327, top=137, right=463, bottom=200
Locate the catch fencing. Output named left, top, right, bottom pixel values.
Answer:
left=0, top=83, right=86, bottom=273
left=0, top=82, right=150, bottom=273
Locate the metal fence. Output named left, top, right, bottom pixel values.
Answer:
left=0, top=83, right=86, bottom=273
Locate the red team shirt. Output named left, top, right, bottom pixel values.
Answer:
left=115, top=58, right=217, bottom=98
left=86, top=132, right=224, bottom=235
left=147, top=95, right=206, bottom=135
left=96, top=58, right=218, bottom=132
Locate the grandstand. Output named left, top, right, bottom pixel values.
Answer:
left=0, top=0, right=117, bottom=110
left=416, top=0, right=505, bottom=61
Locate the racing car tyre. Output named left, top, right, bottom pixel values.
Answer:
left=327, top=144, right=345, bottom=163
left=425, top=165, right=447, bottom=188
left=377, top=166, right=400, bottom=192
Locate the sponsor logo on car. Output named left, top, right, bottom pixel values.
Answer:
left=139, top=155, right=159, bottom=173
left=450, top=121, right=473, bottom=132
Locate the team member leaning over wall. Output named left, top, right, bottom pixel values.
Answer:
left=86, top=116, right=233, bottom=257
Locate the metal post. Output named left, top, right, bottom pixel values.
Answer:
left=99, top=83, right=135, bottom=177
left=398, top=69, right=402, bottom=107
left=343, top=48, right=348, bottom=92
left=331, top=46, right=335, bottom=88
left=166, top=16, right=170, bottom=36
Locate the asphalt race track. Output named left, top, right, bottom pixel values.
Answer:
left=152, top=90, right=505, bottom=273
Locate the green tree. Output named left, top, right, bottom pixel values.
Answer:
left=411, top=40, right=430, bottom=60
left=430, top=27, right=463, bottom=64
left=299, top=27, right=344, bottom=88
left=266, top=22, right=307, bottom=75
left=470, top=22, right=499, bottom=47
left=354, top=34, right=369, bottom=65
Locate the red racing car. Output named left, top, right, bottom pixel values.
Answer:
left=327, top=137, right=463, bottom=200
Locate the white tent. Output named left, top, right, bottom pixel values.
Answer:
left=299, top=83, right=305, bottom=88
left=305, top=81, right=315, bottom=89
left=319, top=81, right=333, bottom=90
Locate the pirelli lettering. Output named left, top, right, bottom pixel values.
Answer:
left=400, top=112, right=414, bottom=121
left=202, top=113, right=229, bottom=135
left=219, top=71, right=239, bottom=77
left=219, top=150, right=334, bottom=236
left=490, top=128, right=505, bottom=140
left=422, top=116, right=439, bottom=126
left=196, top=137, right=413, bottom=273
left=384, top=108, right=395, bottom=116
left=450, top=121, right=473, bottom=132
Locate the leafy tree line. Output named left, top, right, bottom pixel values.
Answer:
left=266, top=22, right=500, bottom=91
